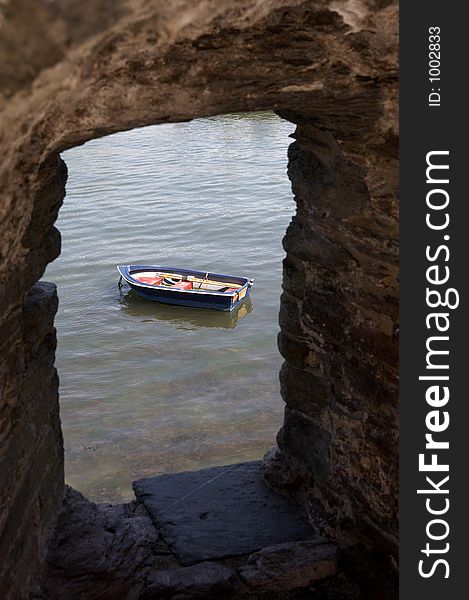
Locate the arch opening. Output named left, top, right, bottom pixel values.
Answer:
left=46, top=111, right=296, bottom=502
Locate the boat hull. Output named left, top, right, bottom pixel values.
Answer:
left=117, top=265, right=253, bottom=312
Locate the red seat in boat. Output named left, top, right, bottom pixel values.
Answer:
left=173, top=281, right=193, bottom=290
left=134, top=275, right=163, bottom=286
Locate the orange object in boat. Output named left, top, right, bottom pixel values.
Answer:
left=224, top=288, right=238, bottom=293
left=173, top=281, right=193, bottom=290
left=134, top=275, right=163, bottom=286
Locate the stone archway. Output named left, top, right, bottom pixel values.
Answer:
left=0, top=1, right=398, bottom=598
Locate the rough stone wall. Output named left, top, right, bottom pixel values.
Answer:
left=277, top=120, right=398, bottom=556
left=0, top=283, right=63, bottom=599
left=0, top=1, right=398, bottom=597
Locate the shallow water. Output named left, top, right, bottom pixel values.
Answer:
left=45, top=112, right=296, bottom=502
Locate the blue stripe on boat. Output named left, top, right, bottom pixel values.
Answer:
left=117, top=265, right=254, bottom=312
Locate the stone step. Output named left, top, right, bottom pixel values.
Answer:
left=133, top=460, right=319, bottom=566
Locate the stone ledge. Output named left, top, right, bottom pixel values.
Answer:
left=133, top=461, right=316, bottom=565
left=42, top=464, right=338, bottom=599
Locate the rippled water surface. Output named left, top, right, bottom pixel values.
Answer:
left=45, top=112, right=295, bottom=501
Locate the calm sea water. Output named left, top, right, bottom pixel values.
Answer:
left=45, top=112, right=295, bottom=502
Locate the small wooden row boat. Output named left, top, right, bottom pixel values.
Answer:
left=117, top=265, right=254, bottom=311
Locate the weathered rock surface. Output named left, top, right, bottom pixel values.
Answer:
left=142, top=562, right=239, bottom=600
left=239, top=539, right=337, bottom=590
left=261, top=446, right=310, bottom=490
left=0, top=1, right=398, bottom=597
left=41, top=486, right=163, bottom=599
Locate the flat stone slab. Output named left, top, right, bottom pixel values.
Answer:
left=133, top=461, right=314, bottom=565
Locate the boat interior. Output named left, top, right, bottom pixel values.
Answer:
left=131, top=271, right=243, bottom=293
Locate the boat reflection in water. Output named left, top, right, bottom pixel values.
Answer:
left=119, top=289, right=253, bottom=330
